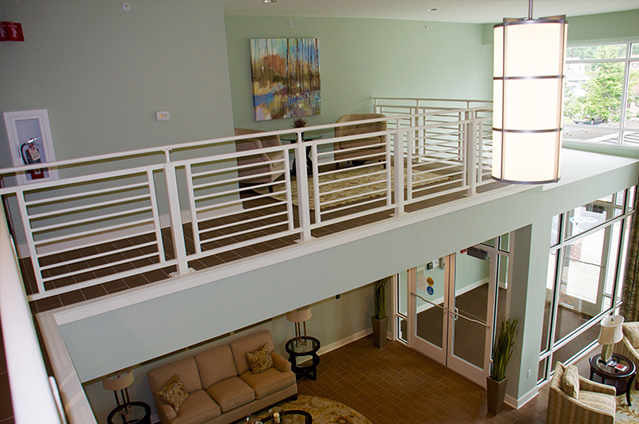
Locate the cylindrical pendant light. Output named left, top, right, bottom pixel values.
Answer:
left=492, top=2, right=568, bottom=184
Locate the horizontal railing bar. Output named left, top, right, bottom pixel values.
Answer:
left=199, top=210, right=288, bottom=234
left=42, top=251, right=160, bottom=283
left=23, top=182, right=150, bottom=206
left=27, top=194, right=151, bottom=221
left=318, top=168, right=386, bottom=188
left=31, top=206, right=153, bottom=234
left=33, top=218, right=155, bottom=247
left=27, top=259, right=178, bottom=301
left=315, top=204, right=395, bottom=227
left=191, top=229, right=301, bottom=260
left=320, top=190, right=387, bottom=210
left=200, top=220, right=290, bottom=245
left=198, top=199, right=284, bottom=221
left=39, top=241, right=158, bottom=272
left=36, top=228, right=158, bottom=258
left=0, top=165, right=161, bottom=195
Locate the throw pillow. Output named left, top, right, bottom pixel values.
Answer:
left=245, top=343, right=273, bottom=374
left=157, top=374, right=189, bottom=412
left=562, top=365, right=580, bottom=399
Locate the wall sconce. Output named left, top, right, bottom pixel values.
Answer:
left=286, top=306, right=311, bottom=346
left=492, top=0, right=568, bottom=184
left=597, top=315, right=624, bottom=363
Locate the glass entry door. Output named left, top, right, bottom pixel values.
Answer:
left=408, top=247, right=497, bottom=388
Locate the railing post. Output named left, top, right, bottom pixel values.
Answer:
left=295, top=134, right=312, bottom=242
left=164, top=153, right=189, bottom=275
left=468, top=112, right=478, bottom=197
left=393, top=120, right=405, bottom=216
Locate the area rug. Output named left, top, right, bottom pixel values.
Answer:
left=247, top=395, right=372, bottom=424
left=617, top=385, right=639, bottom=423
left=255, top=165, right=450, bottom=209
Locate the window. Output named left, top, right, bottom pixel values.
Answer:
left=538, top=188, right=634, bottom=384
left=563, top=42, right=639, bottom=146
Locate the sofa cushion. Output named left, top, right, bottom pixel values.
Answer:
left=230, top=330, right=275, bottom=375
left=239, top=368, right=296, bottom=400
left=171, top=390, right=221, bottom=424
left=245, top=344, right=273, bottom=374
left=157, top=374, right=189, bottom=412
left=562, top=365, right=580, bottom=399
left=579, top=390, right=616, bottom=416
left=195, top=345, right=238, bottom=389
left=148, top=357, right=203, bottom=394
left=624, top=322, right=639, bottom=348
left=205, top=376, right=255, bottom=413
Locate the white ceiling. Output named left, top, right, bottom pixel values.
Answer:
left=223, top=0, right=639, bottom=24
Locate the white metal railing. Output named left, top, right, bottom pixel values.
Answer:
left=0, top=101, right=494, bottom=303
left=0, top=207, right=64, bottom=424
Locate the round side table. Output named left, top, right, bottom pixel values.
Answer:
left=107, top=401, right=151, bottom=424
left=589, top=353, right=636, bottom=406
left=285, top=336, right=320, bottom=380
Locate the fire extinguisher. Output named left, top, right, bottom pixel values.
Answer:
left=20, top=137, right=45, bottom=180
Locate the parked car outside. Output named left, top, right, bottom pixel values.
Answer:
left=572, top=115, right=607, bottom=125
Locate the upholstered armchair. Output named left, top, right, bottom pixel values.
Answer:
left=547, top=362, right=617, bottom=424
left=234, top=128, right=286, bottom=188
left=333, top=114, right=386, bottom=167
left=613, top=321, right=639, bottom=389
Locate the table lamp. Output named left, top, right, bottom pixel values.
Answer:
left=286, top=306, right=312, bottom=346
left=103, top=369, right=134, bottom=408
left=597, top=315, right=624, bottom=363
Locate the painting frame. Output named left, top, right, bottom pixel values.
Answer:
left=250, top=38, right=321, bottom=122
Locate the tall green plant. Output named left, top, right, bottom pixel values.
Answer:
left=490, top=317, right=519, bottom=382
left=373, top=277, right=389, bottom=320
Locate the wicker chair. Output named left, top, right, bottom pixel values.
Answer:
left=546, top=362, right=616, bottom=424
left=613, top=322, right=639, bottom=390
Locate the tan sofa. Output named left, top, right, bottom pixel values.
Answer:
left=148, top=330, right=297, bottom=424
left=333, top=113, right=386, bottom=167
left=546, top=362, right=616, bottom=424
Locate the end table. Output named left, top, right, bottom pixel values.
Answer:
left=589, top=353, right=636, bottom=406
left=285, top=336, right=320, bottom=380
left=107, top=401, right=151, bottom=424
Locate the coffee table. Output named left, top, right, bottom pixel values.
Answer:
left=260, top=410, right=312, bottom=423
left=589, top=353, right=636, bottom=406
left=280, top=134, right=322, bottom=176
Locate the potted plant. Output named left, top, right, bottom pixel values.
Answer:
left=487, top=317, right=519, bottom=415
left=371, top=277, right=390, bottom=348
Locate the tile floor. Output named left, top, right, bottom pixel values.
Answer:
left=297, top=336, right=550, bottom=424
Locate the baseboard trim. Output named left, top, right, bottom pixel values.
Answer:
left=317, top=328, right=373, bottom=357
left=505, top=385, right=538, bottom=409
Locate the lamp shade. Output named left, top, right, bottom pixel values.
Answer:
left=102, top=369, right=134, bottom=392
left=286, top=306, right=312, bottom=323
left=492, top=15, right=568, bottom=184
left=597, top=315, right=624, bottom=346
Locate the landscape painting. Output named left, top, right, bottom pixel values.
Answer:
left=250, top=38, right=321, bottom=121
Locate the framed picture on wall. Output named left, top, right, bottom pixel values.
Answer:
left=250, top=38, right=321, bottom=121
left=3, top=109, right=58, bottom=185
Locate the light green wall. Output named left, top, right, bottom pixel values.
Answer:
left=0, top=0, right=235, bottom=165
left=82, top=284, right=373, bottom=424
left=482, top=9, right=639, bottom=46
left=225, top=16, right=493, bottom=131
left=0, top=0, right=236, bottom=247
